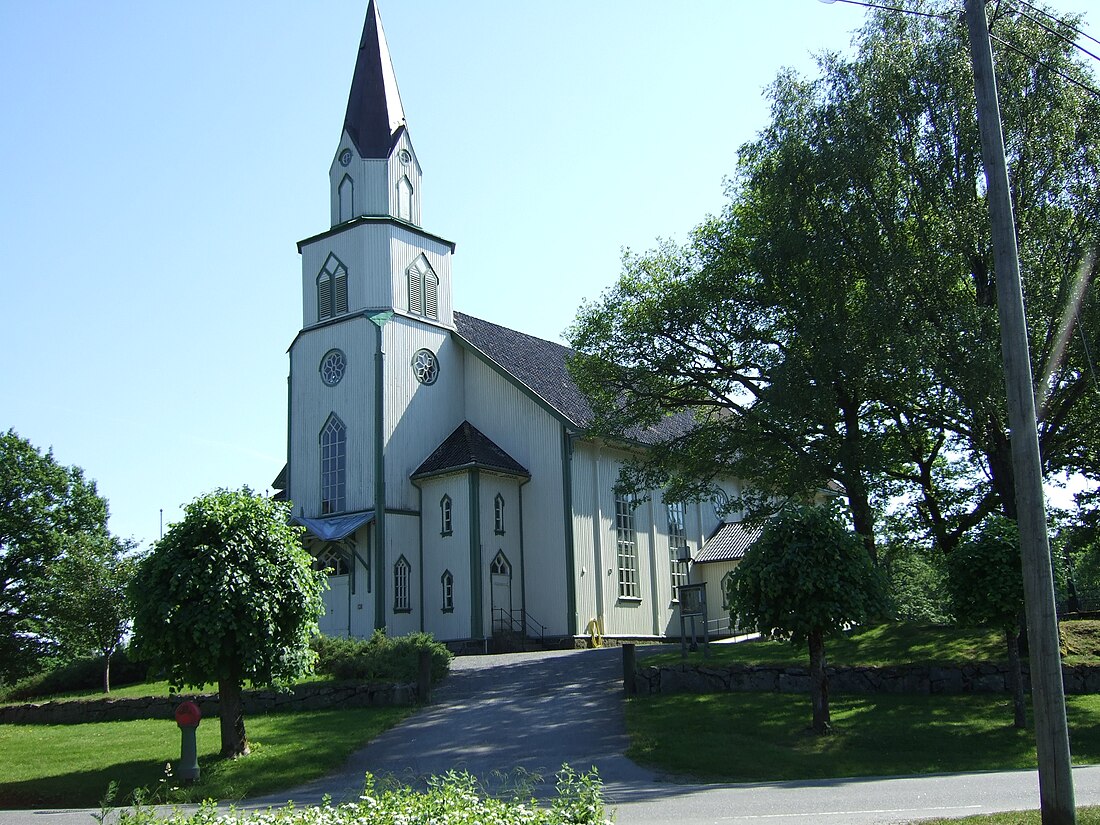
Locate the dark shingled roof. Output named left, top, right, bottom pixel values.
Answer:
left=343, top=0, right=406, bottom=159
left=453, top=312, right=694, bottom=445
left=694, top=522, right=763, bottom=564
left=413, top=421, right=530, bottom=480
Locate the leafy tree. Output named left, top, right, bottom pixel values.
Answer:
left=726, top=505, right=885, bottom=734
left=568, top=1, right=1100, bottom=559
left=947, top=516, right=1028, bottom=728
left=0, top=429, right=109, bottom=683
left=129, top=488, right=325, bottom=758
left=41, top=533, right=139, bottom=693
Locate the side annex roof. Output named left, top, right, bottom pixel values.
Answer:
left=694, top=521, right=763, bottom=564
left=412, top=421, right=530, bottom=481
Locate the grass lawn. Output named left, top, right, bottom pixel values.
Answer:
left=1, top=677, right=346, bottom=705
left=643, top=623, right=1008, bottom=668
left=626, top=692, right=1100, bottom=782
left=908, top=808, right=1100, bottom=824
left=0, top=706, right=415, bottom=808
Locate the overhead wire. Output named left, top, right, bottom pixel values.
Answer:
left=819, top=0, right=955, bottom=20
left=1015, top=0, right=1100, bottom=48
left=1009, top=4, right=1100, bottom=64
left=989, top=32, right=1100, bottom=99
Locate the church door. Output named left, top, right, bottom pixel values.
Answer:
left=490, top=551, right=512, bottom=633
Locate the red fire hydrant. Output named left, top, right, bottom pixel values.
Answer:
left=174, top=701, right=201, bottom=783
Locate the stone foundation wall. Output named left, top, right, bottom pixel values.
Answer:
left=635, top=662, right=1100, bottom=696
left=0, top=681, right=418, bottom=726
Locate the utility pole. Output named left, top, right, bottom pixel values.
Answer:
left=964, top=2, right=1076, bottom=823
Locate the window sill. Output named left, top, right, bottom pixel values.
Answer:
left=441, top=607, right=454, bottom=614
left=617, top=596, right=642, bottom=604
left=393, top=608, right=412, bottom=614
left=440, top=531, right=453, bottom=538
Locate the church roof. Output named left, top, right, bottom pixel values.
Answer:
left=412, top=421, right=530, bottom=480
left=694, top=521, right=763, bottom=564
left=343, top=0, right=406, bottom=159
left=453, top=312, right=694, bottom=445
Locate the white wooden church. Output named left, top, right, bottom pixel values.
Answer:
left=274, top=1, right=751, bottom=647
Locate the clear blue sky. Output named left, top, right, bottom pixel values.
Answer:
left=0, top=2, right=1090, bottom=548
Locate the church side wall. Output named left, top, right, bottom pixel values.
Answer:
left=462, top=356, right=570, bottom=637
left=385, top=513, right=421, bottom=637
left=383, top=319, right=465, bottom=511
left=570, top=443, right=714, bottom=640
left=418, top=476, right=471, bottom=642
left=288, top=320, right=375, bottom=519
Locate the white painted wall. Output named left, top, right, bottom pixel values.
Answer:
left=287, top=320, right=375, bottom=519
left=461, top=353, right=570, bottom=636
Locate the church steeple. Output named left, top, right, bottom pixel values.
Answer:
left=343, top=0, right=406, bottom=159
left=329, top=0, right=422, bottom=228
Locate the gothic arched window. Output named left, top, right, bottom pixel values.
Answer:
left=320, top=414, right=346, bottom=515
left=394, top=555, right=411, bottom=613
left=317, top=254, right=348, bottom=321
left=441, top=569, right=454, bottom=613
left=440, top=495, right=453, bottom=536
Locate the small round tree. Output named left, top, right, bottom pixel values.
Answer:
left=948, top=516, right=1027, bottom=729
left=727, top=505, right=885, bottom=734
left=129, top=488, right=324, bottom=757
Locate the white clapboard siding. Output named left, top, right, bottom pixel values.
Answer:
left=462, top=355, right=569, bottom=636
left=383, top=318, right=465, bottom=511
left=418, top=476, right=471, bottom=641
left=288, top=321, right=375, bottom=519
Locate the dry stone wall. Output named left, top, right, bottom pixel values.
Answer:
left=635, top=662, right=1100, bottom=696
left=0, top=681, right=417, bottom=725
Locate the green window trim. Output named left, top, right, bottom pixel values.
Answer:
left=441, top=569, right=454, bottom=613
left=393, top=555, right=412, bottom=613
left=440, top=494, right=453, bottom=537
left=494, top=493, right=505, bottom=535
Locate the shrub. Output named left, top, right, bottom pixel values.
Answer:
left=107, top=766, right=609, bottom=825
left=312, top=630, right=453, bottom=684
left=0, top=648, right=148, bottom=702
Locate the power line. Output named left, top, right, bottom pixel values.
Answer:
left=1010, top=4, right=1100, bottom=64
left=1015, top=0, right=1100, bottom=49
left=990, top=32, right=1100, bottom=99
left=820, top=0, right=955, bottom=20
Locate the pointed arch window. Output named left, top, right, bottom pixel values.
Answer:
left=313, top=543, right=350, bottom=576
left=441, top=569, right=454, bottom=613
left=440, top=494, right=453, bottom=537
left=338, top=174, right=354, bottom=223
left=320, top=414, right=346, bottom=515
left=490, top=551, right=511, bottom=577
left=393, top=555, right=411, bottom=613
left=494, top=493, right=506, bottom=535
left=397, top=175, right=413, bottom=221
left=406, top=257, right=439, bottom=320
left=317, top=254, right=348, bottom=321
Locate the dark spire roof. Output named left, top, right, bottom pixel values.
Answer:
left=343, top=0, right=406, bottom=159
left=412, top=421, right=530, bottom=480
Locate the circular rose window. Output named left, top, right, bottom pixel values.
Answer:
left=411, top=348, right=439, bottom=385
left=320, top=349, right=347, bottom=386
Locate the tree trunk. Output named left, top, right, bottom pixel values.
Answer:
left=808, top=628, right=831, bottom=735
left=102, top=649, right=112, bottom=694
left=218, top=677, right=250, bottom=758
left=1006, top=624, right=1027, bottom=730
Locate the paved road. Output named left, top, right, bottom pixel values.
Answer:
left=3, top=646, right=1099, bottom=824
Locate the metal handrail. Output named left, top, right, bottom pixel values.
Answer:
left=491, top=607, right=547, bottom=646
